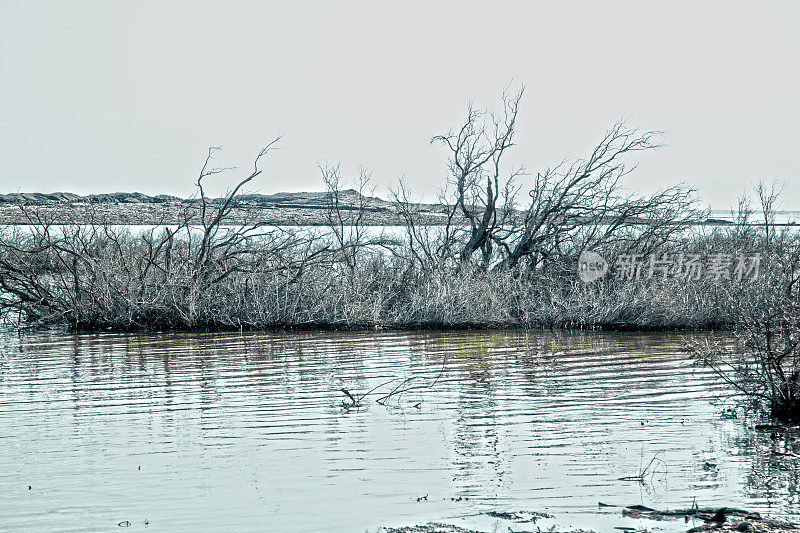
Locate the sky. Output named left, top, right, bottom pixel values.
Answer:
left=0, top=1, right=798, bottom=209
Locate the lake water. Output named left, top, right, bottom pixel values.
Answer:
left=0, top=330, right=798, bottom=532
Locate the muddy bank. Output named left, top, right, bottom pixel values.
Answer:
left=379, top=506, right=799, bottom=533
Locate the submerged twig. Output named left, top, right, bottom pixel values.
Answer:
left=338, top=355, right=448, bottom=409
left=340, top=378, right=398, bottom=408
left=618, top=450, right=666, bottom=483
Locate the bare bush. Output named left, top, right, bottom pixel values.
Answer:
left=0, top=139, right=334, bottom=329
left=690, top=182, right=800, bottom=422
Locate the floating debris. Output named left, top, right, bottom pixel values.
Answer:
left=484, top=510, right=553, bottom=522
left=380, top=523, right=484, bottom=533
left=622, top=505, right=799, bottom=532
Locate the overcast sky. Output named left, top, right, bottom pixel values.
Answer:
left=1, top=1, right=798, bottom=208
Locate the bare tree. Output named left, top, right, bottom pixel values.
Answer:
left=496, top=122, right=697, bottom=270
left=390, top=179, right=461, bottom=273
left=431, top=89, right=695, bottom=272
left=755, top=180, right=783, bottom=247
left=321, top=164, right=372, bottom=273
left=193, top=139, right=281, bottom=284
left=431, top=86, right=525, bottom=265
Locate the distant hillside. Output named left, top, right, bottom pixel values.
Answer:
left=0, top=190, right=445, bottom=225
left=0, top=190, right=392, bottom=208
left=1, top=191, right=794, bottom=227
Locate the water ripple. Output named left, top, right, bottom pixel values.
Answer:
left=0, top=330, right=798, bottom=532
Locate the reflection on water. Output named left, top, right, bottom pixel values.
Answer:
left=0, top=330, right=797, bottom=532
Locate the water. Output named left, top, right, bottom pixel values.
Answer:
left=0, top=330, right=798, bottom=532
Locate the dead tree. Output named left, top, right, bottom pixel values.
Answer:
left=177, top=139, right=284, bottom=322
left=321, top=164, right=399, bottom=276
left=321, top=164, right=371, bottom=273
left=390, top=179, right=462, bottom=273
left=431, top=86, right=525, bottom=266
left=495, top=122, right=697, bottom=271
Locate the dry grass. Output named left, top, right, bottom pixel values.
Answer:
left=0, top=220, right=777, bottom=332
